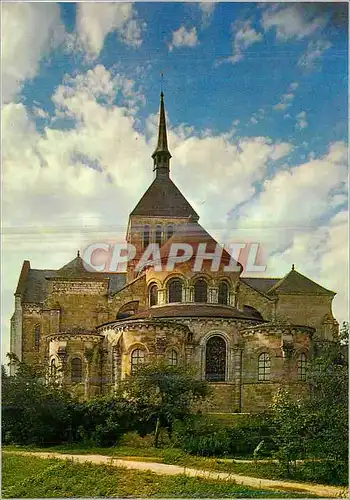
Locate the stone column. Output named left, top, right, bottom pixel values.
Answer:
left=232, top=347, right=243, bottom=412
left=209, top=288, right=218, bottom=303
left=158, top=288, right=166, bottom=305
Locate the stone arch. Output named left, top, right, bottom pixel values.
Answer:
left=199, top=331, right=231, bottom=382
left=128, top=342, right=149, bottom=374
left=218, top=279, right=230, bottom=305
left=166, top=347, right=179, bottom=366
left=116, top=301, right=139, bottom=319
left=193, top=276, right=209, bottom=303
left=166, top=276, right=185, bottom=303
left=68, top=354, right=84, bottom=383
left=148, top=282, right=158, bottom=306
left=242, top=305, right=264, bottom=320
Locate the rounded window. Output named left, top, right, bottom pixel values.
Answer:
left=205, top=336, right=226, bottom=381
left=131, top=349, right=145, bottom=374
left=194, top=279, right=208, bottom=303
left=168, top=279, right=183, bottom=303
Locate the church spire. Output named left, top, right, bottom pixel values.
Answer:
left=152, top=92, right=172, bottom=178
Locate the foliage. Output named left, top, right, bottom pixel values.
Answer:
left=339, top=321, right=349, bottom=345
left=2, top=355, right=79, bottom=446
left=173, top=414, right=275, bottom=458
left=268, top=339, right=348, bottom=482
left=117, top=361, right=210, bottom=446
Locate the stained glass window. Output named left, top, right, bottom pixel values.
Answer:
left=131, top=349, right=145, bottom=374
left=149, top=284, right=158, bottom=306
left=168, top=349, right=178, bottom=366
left=205, top=336, right=226, bottom=381
left=258, top=353, right=271, bottom=381
left=194, top=279, right=207, bottom=303
left=168, top=279, right=183, bottom=303
left=298, top=353, right=307, bottom=381
left=218, top=282, right=229, bottom=305
left=71, top=357, right=83, bottom=383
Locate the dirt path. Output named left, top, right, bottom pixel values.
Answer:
left=4, top=451, right=348, bottom=498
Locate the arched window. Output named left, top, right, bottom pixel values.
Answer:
left=258, top=353, right=271, bottom=382
left=34, top=325, right=40, bottom=347
left=205, top=336, right=226, bottom=381
left=168, top=279, right=183, bottom=303
left=155, top=225, right=162, bottom=245
left=168, top=349, right=178, bottom=366
left=71, top=357, right=83, bottom=383
left=131, top=349, right=145, bottom=374
left=149, top=284, right=158, bottom=306
left=194, top=279, right=208, bottom=303
left=50, top=358, right=57, bottom=378
left=298, top=353, right=307, bottom=381
left=166, top=224, right=174, bottom=241
left=218, top=282, right=229, bottom=305
left=143, top=225, right=150, bottom=249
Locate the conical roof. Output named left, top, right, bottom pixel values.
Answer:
left=130, top=176, right=199, bottom=219
left=57, top=251, right=96, bottom=277
left=268, top=267, right=335, bottom=296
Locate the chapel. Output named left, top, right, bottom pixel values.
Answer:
left=10, top=93, right=339, bottom=412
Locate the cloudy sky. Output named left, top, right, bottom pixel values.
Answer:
left=2, top=1, right=348, bottom=361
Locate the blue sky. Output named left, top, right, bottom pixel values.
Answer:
left=2, top=2, right=349, bottom=362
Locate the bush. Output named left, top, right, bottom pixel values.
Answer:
left=292, top=460, right=348, bottom=486
left=173, top=415, right=275, bottom=458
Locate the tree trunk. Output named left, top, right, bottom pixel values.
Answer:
left=154, top=416, right=161, bottom=448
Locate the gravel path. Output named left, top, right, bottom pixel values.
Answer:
left=5, top=451, right=348, bottom=498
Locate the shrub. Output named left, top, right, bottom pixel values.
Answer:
left=173, top=414, right=275, bottom=458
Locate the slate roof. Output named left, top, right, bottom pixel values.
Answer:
left=147, top=221, right=242, bottom=271
left=241, top=277, right=280, bottom=294
left=20, top=263, right=126, bottom=304
left=119, top=303, right=265, bottom=321
left=268, top=269, right=335, bottom=296
left=130, top=176, right=199, bottom=219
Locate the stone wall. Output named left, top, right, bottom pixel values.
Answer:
left=275, top=294, right=336, bottom=338
left=237, top=281, right=274, bottom=320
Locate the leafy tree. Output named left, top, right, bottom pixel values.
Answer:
left=269, top=339, right=348, bottom=482
left=2, top=354, right=78, bottom=445
left=118, top=361, right=210, bottom=447
left=339, top=321, right=349, bottom=345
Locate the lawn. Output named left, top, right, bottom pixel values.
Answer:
left=2, top=453, right=314, bottom=498
left=4, top=440, right=347, bottom=486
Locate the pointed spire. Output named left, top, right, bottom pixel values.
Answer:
left=152, top=92, right=171, bottom=178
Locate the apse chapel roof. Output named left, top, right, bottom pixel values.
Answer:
left=118, top=303, right=264, bottom=322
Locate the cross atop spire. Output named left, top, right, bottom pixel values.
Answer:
left=152, top=91, right=172, bottom=178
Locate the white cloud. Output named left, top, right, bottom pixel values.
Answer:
left=273, top=92, right=295, bottom=111
left=298, top=40, right=332, bottom=70
left=295, top=111, right=308, bottom=130
left=76, top=3, right=145, bottom=60
left=288, top=82, right=299, bottom=91
left=169, top=26, right=199, bottom=51
left=261, top=4, right=325, bottom=40
left=2, top=3, right=64, bottom=103
left=228, top=20, right=262, bottom=64
left=199, top=2, right=216, bottom=26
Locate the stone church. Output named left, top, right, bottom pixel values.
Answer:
left=10, top=93, right=339, bottom=413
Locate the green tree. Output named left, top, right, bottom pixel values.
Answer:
left=2, top=354, right=78, bottom=445
left=269, top=339, right=348, bottom=482
left=118, top=361, right=210, bottom=447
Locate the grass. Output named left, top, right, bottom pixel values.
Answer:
left=2, top=453, right=315, bottom=498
